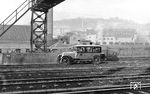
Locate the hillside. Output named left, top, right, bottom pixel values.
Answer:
left=54, top=17, right=137, bottom=30
left=53, top=17, right=150, bottom=43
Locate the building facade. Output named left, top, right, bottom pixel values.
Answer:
left=98, top=28, right=137, bottom=45
left=86, top=34, right=97, bottom=43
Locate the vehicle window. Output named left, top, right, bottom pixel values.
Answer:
left=86, top=47, right=93, bottom=53
left=93, top=47, right=101, bottom=53
left=77, top=47, right=85, bottom=53
left=82, top=47, right=86, bottom=52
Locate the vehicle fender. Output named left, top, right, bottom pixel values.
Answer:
left=57, top=54, right=62, bottom=63
left=61, top=55, right=74, bottom=63
left=61, top=52, right=76, bottom=58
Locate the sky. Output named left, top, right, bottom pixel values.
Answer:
left=0, top=0, right=150, bottom=24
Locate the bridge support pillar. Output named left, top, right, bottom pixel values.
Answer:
left=31, top=10, right=47, bottom=52
left=30, top=0, right=65, bottom=52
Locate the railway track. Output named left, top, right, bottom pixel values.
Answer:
left=0, top=65, right=149, bottom=80
left=0, top=65, right=149, bottom=82
left=1, top=72, right=150, bottom=85
left=1, top=84, right=150, bottom=94
left=0, top=67, right=150, bottom=93
left=0, top=58, right=150, bottom=94
left=54, top=83, right=150, bottom=94
left=0, top=75, right=150, bottom=93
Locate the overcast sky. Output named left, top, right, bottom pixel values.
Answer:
left=0, top=0, right=150, bottom=24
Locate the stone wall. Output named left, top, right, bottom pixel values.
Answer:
left=2, top=52, right=59, bottom=64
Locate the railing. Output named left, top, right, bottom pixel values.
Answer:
left=0, top=0, right=32, bottom=38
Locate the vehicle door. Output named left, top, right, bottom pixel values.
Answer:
left=76, top=46, right=87, bottom=59
left=84, top=47, right=94, bottom=60
left=76, top=46, right=93, bottom=60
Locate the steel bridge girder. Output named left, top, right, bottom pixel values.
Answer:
left=31, top=10, right=47, bottom=52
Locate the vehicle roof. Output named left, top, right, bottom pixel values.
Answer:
left=73, top=45, right=102, bottom=47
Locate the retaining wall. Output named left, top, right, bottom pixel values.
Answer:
left=1, top=45, right=150, bottom=64
left=2, top=52, right=60, bottom=64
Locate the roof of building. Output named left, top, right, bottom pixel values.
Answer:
left=103, top=28, right=136, bottom=38
left=0, top=25, right=53, bottom=44
left=0, top=25, right=30, bottom=42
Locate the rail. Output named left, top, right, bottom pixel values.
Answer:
left=0, top=75, right=150, bottom=93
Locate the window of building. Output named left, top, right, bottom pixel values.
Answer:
left=26, top=49, right=30, bottom=52
left=15, top=49, right=21, bottom=53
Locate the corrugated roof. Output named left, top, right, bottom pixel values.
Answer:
left=0, top=25, right=53, bottom=43
left=0, top=25, right=30, bottom=42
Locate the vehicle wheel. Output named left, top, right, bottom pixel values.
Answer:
left=93, top=56, right=100, bottom=64
left=61, top=56, right=71, bottom=65
left=100, top=54, right=106, bottom=63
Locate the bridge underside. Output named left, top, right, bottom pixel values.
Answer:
left=31, top=0, right=65, bottom=52
left=33, top=0, right=65, bottom=12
